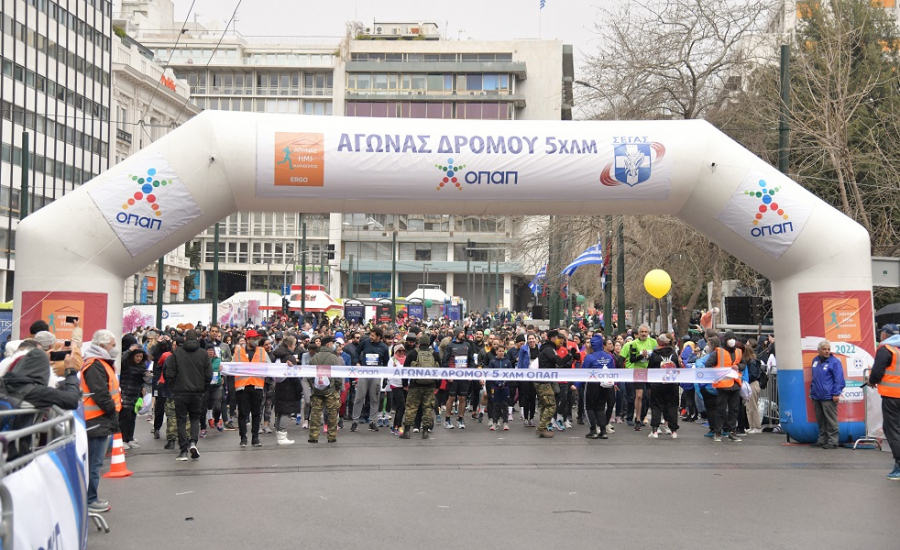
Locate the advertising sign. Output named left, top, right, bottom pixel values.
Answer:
left=0, top=310, right=12, bottom=343
left=19, top=292, right=108, bottom=342
left=377, top=305, right=393, bottom=323
left=257, top=118, right=676, bottom=201
left=87, top=152, right=203, bottom=257
left=716, top=169, right=814, bottom=259
left=344, top=305, right=365, bottom=323
left=408, top=304, right=425, bottom=320
left=798, top=291, right=875, bottom=423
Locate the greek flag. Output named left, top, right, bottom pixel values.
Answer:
left=528, top=263, right=547, bottom=295
left=561, top=241, right=604, bottom=277
left=540, top=0, right=546, bottom=8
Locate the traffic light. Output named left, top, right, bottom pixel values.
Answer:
left=326, top=244, right=335, bottom=260
left=467, top=240, right=475, bottom=258
left=282, top=297, right=289, bottom=315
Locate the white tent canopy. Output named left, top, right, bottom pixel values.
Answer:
left=12, top=111, right=873, bottom=444
left=405, top=288, right=452, bottom=303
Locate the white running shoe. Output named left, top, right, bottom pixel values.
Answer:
left=648, top=430, right=659, bottom=439
left=671, top=431, right=678, bottom=439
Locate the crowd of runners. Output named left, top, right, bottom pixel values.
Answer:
left=116, top=314, right=776, bottom=453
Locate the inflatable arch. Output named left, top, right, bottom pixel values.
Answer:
left=13, top=112, right=873, bottom=443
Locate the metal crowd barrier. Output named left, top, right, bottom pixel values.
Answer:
left=0, top=406, right=80, bottom=550
left=853, top=369, right=881, bottom=450
left=759, top=372, right=781, bottom=431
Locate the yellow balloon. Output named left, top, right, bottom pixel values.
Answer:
left=644, top=269, right=672, bottom=299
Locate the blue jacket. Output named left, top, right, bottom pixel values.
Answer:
left=809, top=353, right=845, bottom=400
left=518, top=344, right=538, bottom=369
left=488, top=357, right=511, bottom=388
left=693, top=353, right=716, bottom=395
left=576, top=348, right=616, bottom=390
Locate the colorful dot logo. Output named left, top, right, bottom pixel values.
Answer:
left=122, top=167, right=169, bottom=217
left=434, top=158, right=466, bottom=191
left=745, top=179, right=788, bottom=226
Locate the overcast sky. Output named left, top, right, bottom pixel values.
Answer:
left=161, top=0, right=602, bottom=72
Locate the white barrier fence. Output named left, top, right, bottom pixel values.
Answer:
left=0, top=407, right=88, bottom=550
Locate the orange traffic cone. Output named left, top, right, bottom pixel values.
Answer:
left=103, top=433, right=133, bottom=478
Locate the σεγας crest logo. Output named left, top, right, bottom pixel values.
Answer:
left=600, top=142, right=666, bottom=187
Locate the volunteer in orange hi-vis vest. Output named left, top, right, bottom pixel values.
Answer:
left=233, top=329, right=268, bottom=448
left=868, top=324, right=900, bottom=481
left=705, top=330, right=744, bottom=443
left=81, top=329, right=122, bottom=514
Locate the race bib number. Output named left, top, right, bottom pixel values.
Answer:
left=529, top=357, right=539, bottom=370
left=455, top=355, right=468, bottom=368
left=365, top=353, right=379, bottom=366
left=211, top=372, right=220, bottom=385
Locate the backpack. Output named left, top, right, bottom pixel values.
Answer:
left=412, top=349, right=438, bottom=385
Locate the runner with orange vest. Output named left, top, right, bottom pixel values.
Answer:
left=705, top=331, right=744, bottom=442
left=233, top=329, right=268, bottom=447
left=868, top=324, right=900, bottom=480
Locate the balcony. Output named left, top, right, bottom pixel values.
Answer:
left=345, top=91, right=526, bottom=108
left=345, top=61, right=527, bottom=79
left=116, top=128, right=132, bottom=144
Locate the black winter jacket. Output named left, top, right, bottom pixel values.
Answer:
left=273, top=344, right=303, bottom=415
left=165, top=339, right=213, bottom=394
left=120, top=349, right=151, bottom=398
left=538, top=342, right=573, bottom=370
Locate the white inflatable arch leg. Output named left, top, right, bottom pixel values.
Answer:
left=13, top=112, right=873, bottom=443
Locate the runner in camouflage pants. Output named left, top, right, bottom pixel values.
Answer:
left=536, top=383, right=557, bottom=433
left=165, top=399, right=191, bottom=442
left=309, top=392, right=340, bottom=443
left=404, top=387, right=435, bottom=432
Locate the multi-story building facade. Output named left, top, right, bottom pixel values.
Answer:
left=117, top=1, right=574, bottom=313
left=110, top=30, right=199, bottom=305
left=0, top=0, right=113, bottom=299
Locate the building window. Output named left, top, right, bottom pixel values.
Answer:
left=304, top=101, right=332, bottom=116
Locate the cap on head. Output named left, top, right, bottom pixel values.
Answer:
left=245, top=329, right=260, bottom=339
left=882, top=324, right=899, bottom=336
left=419, top=334, right=432, bottom=347
left=723, top=330, right=736, bottom=341
left=657, top=333, right=671, bottom=345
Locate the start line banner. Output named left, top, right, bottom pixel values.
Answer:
left=219, top=363, right=738, bottom=384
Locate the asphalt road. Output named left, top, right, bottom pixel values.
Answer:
left=87, top=416, right=899, bottom=550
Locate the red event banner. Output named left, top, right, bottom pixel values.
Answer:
left=19, top=292, right=108, bottom=343
left=798, top=291, right=875, bottom=423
